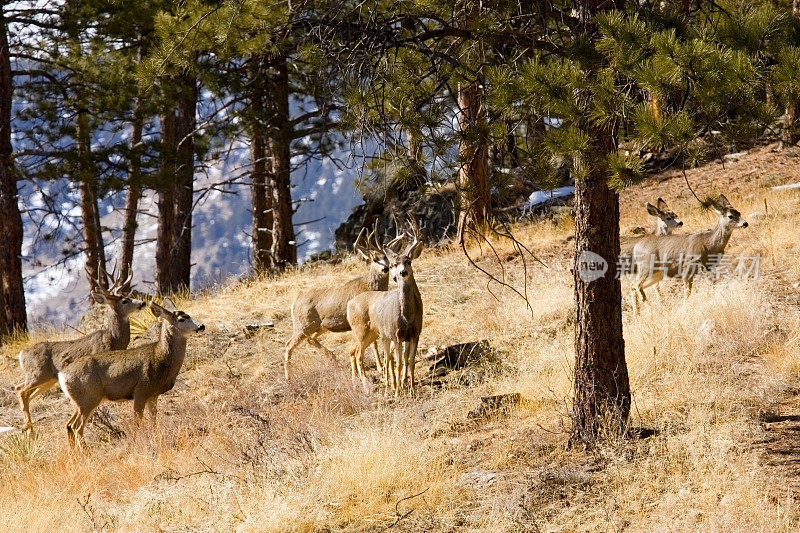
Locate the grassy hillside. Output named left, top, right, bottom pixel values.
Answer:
left=2, top=143, right=800, bottom=532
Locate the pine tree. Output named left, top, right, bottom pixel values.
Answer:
left=146, top=0, right=342, bottom=273
left=0, top=7, right=26, bottom=335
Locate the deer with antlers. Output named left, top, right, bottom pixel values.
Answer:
left=15, top=265, right=144, bottom=433
left=347, top=219, right=424, bottom=396
left=284, top=225, right=404, bottom=381
left=631, top=194, right=748, bottom=305
left=58, top=302, right=204, bottom=448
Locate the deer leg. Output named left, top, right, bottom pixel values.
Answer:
left=71, top=400, right=100, bottom=450
left=371, top=341, right=383, bottom=376
left=380, top=338, right=394, bottom=394
left=133, top=392, right=151, bottom=424
left=307, top=333, right=337, bottom=360
left=146, top=398, right=158, bottom=425
left=406, top=339, right=418, bottom=395
left=349, top=344, right=359, bottom=379
left=19, top=379, right=57, bottom=432
left=394, top=341, right=405, bottom=398
left=284, top=332, right=307, bottom=382
left=683, top=275, right=694, bottom=297
left=65, top=409, right=79, bottom=448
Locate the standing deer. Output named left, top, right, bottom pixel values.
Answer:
left=620, top=198, right=684, bottom=258
left=631, top=194, right=748, bottom=304
left=57, top=302, right=205, bottom=447
left=347, top=221, right=423, bottom=396
left=16, top=267, right=144, bottom=433
left=284, top=225, right=403, bottom=381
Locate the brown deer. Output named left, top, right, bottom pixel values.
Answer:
left=620, top=198, right=684, bottom=258
left=631, top=194, right=748, bottom=304
left=57, top=302, right=205, bottom=447
left=284, top=225, right=403, bottom=381
left=16, top=267, right=144, bottom=432
left=347, top=221, right=423, bottom=396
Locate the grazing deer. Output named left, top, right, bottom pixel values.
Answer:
left=284, top=225, right=403, bottom=381
left=57, top=302, right=205, bottom=447
left=620, top=198, right=684, bottom=258
left=631, top=194, right=748, bottom=304
left=16, top=267, right=144, bottom=433
left=347, top=222, right=424, bottom=396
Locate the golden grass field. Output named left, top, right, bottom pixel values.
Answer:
left=2, top=143, right=800, bottom=532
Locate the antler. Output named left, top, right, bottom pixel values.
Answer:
left=106, top=262, right=133, bottom=295
left=84, top=264, right=110, bottom=296
left=353, top=227, right=370, bottom=260
left=401, top=215, right=421, bottom=256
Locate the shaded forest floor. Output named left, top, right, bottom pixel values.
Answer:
left=1, top=142, right=800, bottom=531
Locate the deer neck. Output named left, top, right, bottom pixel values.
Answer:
left=367, top=269, right=389, bottom=291
left=654, top=219, right=669, bottom=236
left=397, top=273, right=420, bottom=316
left=157, top=324, right=188, bottom=371
left=107, top=308, right=131, bottom=350
left=705, top=217, right=734, bottom=255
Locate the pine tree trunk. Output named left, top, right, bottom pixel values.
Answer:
left=78, top=112, right=107, bottom=292
left=119, top=108, right=142, bottom=292
left=251, top=122, right=274, bottom=275
left=270, top=55, right=296, bottom=271
left=456, top=75, right=491, bottom=243
left=155, top=75, right=196, bottom=294
left=455, top=2, right=490, bottom=244
left=171, top=74, right=196, bottom=291
left=570, top=0, right=630, bottom=446
left=571, top=153, right=630, bottom=445
left=155, top=108, right=176, bottom=295
left=250, top=57, right=274, bottom=275
left=782, top=1, right=800, bottom=149
left=0, top=13, right=26, bottom=334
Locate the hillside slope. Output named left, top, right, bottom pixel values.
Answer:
left=1, top=142, right=800, bottom=532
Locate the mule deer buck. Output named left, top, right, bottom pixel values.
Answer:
left=620, top=198, right=684, bottom=258
left=284, top=225, right=403, bottom=381
left=631, top=194, right=748, bottom=305
left=347, top=220, right=423, bottom=396
left=57, top=302, right=205, bottom=447
left=16, top=266, right=144, bottom=433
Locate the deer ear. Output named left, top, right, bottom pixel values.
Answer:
left=408, top=242, right=424, bottom=260
left=657, top=198, right=668, bottom=210
left=646, top=203, right=661, bottom=217
left=90, top=289, right=107, bottom=304
left=716, top=194, right=731, bottom=208
left=150, top=302, right=171, bottom=319
left=162, top=297, right=178, bottom=312
left=383, top=247, right=398, bottom=264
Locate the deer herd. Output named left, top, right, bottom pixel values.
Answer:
left=8, top=194, right=750, bottom=448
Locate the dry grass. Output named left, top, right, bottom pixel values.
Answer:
left=2, top=149, right=800, bottom=531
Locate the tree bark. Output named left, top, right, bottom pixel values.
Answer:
left=251, top=120, right=274, bottom=275
left=269, top=55, right=296, bottom=270
left=171, top=73, right=196, bottom=290
left=155, top=74, right=196, bottom=294
left=570, top=0, right=630, bottom=447
left=155, top=107, right=176, bottom=295
left=119, top=107, right=142, bottom=292
left=781, top=1, right=800, bottom=149
left=455, top=3, right=490, bottom=243
left=0, top=12, right=26, bottom=334
left=77, top=105, right=107, bottom=292
left=250, top=57, right=274, bottom=275
left=456, top=74, right=491, bottom=243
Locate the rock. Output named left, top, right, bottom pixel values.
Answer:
left=467, top=393, right=522, bottom=419
left=243, top=323, right=275, bottom=337
left=427, top=340, right=500, bottom=372
left=334, top=188, right=457, bottom=250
